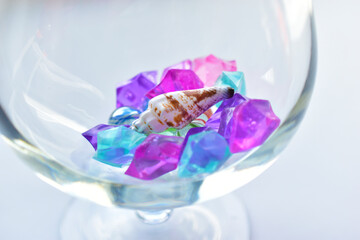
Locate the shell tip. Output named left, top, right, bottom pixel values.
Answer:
left=226, top=87, right=235, bottom=99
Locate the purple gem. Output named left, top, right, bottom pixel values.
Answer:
left=82, top=124, right=116, bottom=150
left=125, top=134, right=184, bottom=180
left=161, top=59, right=193, bottom=79
left=145, top=69, right=204, bottom=99
left=206, top=93, right=247, bottom=131
left=116, top=71, right=157, bottom=111
left=228, top=99, right=280, bottom=153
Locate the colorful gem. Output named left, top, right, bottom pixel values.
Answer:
left=180, top=126, right=213, bottom=156
left=125, top=134, right=184, bottom=180
left=161, top=59, right=193, bottom=79
left=133, top=86, right=234, bottom=134
left=215, top=71, right=246, bottom=97
left=94, top=126, right=146, bottom=167
left=145, top=69, right=204, bottom=99
left=109, top=107, right=141, bottom=125
left=116, top=71, right=157, bottom=111
left=82, top=124, right=117, bottom=150
left=226, top=99, right=280, bottom=153
left=81, top=54, right=281, bottom=181
left=206, top=93, right=247, bottom=132
left=193, top=54, right=237, bottom=87
left=178, top=130, right=231, bottom=177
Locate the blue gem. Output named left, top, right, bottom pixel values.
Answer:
left=178, top=130, right=231, bottom=177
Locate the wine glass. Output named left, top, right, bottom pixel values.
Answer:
left=0, top=0, right=316, bottom=239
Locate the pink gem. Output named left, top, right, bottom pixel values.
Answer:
left=228, top=99, right=280, bottom=153
left=146, top=69, right=204, bottom=99
left=125, top=134, right=184, bottom=180
left=161, top=59, right=193, bottom=79
left=194, top=54, right=237, bottom=87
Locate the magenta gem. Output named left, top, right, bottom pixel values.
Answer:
left=227, top=99, right=280, bottom=153
left=125, top=134, right=184, bottom=180
left=82, top=124, right=116, bottom=150
left=194, top=54, right=237, bottom=87
left=161, top=59, right=193, bottom=79
left=145, top=69, right=204, bottom=99
left=206, top=93, right=247, bottom=132
left=116, top=71, right=157, bottom=111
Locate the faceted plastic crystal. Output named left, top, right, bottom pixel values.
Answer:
left=227, top=99, right=280, bottom=153
left=116, top=71, right=157, bottom=111
left=215, top=71, right=246, bottom=95
left=94, top=126, right=146, bottom=167
left=161, top=59, right=193, bottom=79
left=82, top=124, right=117, bottom=150
left=145, top=69, right=204, bottom=99
left=109, top=107, right=141, bottom=125
left=206, top=93, right=247, bottom=132
left=125, top=134, right=184, bottom=180
left=179, top=131, right=231, bottom=177
left=180, top=126, right=213, bottom=155
left=193, top=54, right=237, bottom=87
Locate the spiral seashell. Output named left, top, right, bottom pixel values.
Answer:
left=132, top=86, right=234, bottom=134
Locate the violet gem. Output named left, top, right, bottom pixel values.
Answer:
left=206, top=93, right=247, bottom=131
left=82, top=124, right=116, bottom=150
left=228, top=99, right=280, bottom=153
left=161, top=59, right=193, bottom=79
left=145, top=69, right=204, bottom=99
left=125, top=134, right=184, bottom=180
left=116, top=71, right=157, bottom=111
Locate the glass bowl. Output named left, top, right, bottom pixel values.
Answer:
left=0, top=0, right=316, bottom=238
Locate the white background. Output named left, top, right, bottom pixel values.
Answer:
left=1, top=0, right=360, bottom=239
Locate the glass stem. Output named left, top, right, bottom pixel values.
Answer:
left=136, top=209, right=173, bottom=225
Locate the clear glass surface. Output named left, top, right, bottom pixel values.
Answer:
left=0, top=0, right=316, bottom=212
left=60, top=194, right=249, bottom=240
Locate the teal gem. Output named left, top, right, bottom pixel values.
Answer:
left=178, top=130, right=231, bottom=177
left=215, top=71, right=246, bottom=94
left=215, top=71, right=246, bottom=107
left=94, top=126, right=146, bottom=167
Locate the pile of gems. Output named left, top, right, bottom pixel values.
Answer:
left=82, top=54, right=280, bottom=180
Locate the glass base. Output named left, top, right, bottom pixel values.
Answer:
left=60, top=193, right=249, bottom=240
